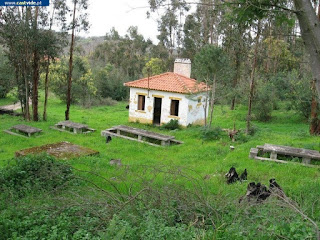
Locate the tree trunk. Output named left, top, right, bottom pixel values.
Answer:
left=293, top=0, right=320, bottom=101
left=32, top=7, right=39, bottom=121
left=43, top=7, right=55, bottom=121
left=203, top=79, right=209, bottom=127
left=65, top=0, right=77, bottom=121
left=32, top=50, right=40, bottom=121
left=23, top=7, right=31, bottom=121
left=310, top=80, right=320, bottom=134
left=209, top=75, right=216, bottom=128
left=23, top=62, right=30, bottom=121
left=231, top=50, right=241, bottom=110
left=43, top=58, right=50, bottom=121
left=246, top=21, right=261, bottom=134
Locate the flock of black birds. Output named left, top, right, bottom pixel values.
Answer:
left=225, top=167, right=286, bottom=203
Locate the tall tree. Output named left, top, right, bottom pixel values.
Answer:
left=43, top=0, right=68, bottom=121
left=65, top=0, right=89, bottom=120
left=148, top=0, right=190, bottom=56
left=230, top=0, right=320, bottom=100
left=31, top=7, right=40, bottom=121
left=91, top=27, right=152, bottom=78
left=246, top=21, right=261, bottom=134
left=221, top=19, right=248, bottom=110
left=193, top=45, right=231, bottom=127
left=310, top=1, right=320, bottom=135
left=0, top=46, right=14, bottom=98
left=0, top=6, right=65, bottom=121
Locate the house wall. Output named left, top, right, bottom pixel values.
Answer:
left=186, top=93, right=209, bottom=126
left=128, top=88, right=153, bottom=124
left=128, top=88, right=190, bottom=126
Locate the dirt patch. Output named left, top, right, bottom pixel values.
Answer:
left=15, top=141, right=99, bottom=159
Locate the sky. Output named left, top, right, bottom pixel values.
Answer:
left=83, top=0, right=160, bottom=43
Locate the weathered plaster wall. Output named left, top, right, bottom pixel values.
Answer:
left=186, top=93, right=208, bottom=126
left=128, top=88, right=154, bottom=124
left=128, top=87, right=206, bottom=126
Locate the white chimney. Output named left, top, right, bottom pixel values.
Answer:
left=174, top=58, right=191, bottom=78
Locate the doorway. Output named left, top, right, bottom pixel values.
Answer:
left=153, top=97, right=162, bottom=125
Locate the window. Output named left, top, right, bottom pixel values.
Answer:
left=138, top=95, right=145, bottom=111
left=170, top=100, right=179, bottom=116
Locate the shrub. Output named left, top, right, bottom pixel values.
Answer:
left=253, top=83, right=274, bottom=122
left=247, top=124, right=259, bottom=136
left=233, top=131, right=249, bottom=143
left=160, top=119, right=181, bottom=130
left=219, top=200, right=315, bottom=240
left=0, top=154, right=74, bottom=198
left=285, top=70, right=313, bottom=119
left=201, top=126, right=223, bottom=141
left=0, top=207, right=102, bottom=240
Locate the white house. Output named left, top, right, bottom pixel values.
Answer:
left=124, top=59, right=209, bottom=127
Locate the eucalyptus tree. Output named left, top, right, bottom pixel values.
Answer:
left=0, top=46, right=14, bottom=98
left=65, top=0, right=89, bottom=121
left=182, top=14, right=202, bottom=59
left=0, top=7, right=32, bottom=119
left=229, top=0, right=320, bottom=137
left=221, top=16, right=249, bottom=110
left=91, top=27, right=152, bottom=78
left=231, top=0, right=320, bottom=101
left=148, top=0, right=190, bottom=56
left=0, top=6, right=64, bottom=120
left=43, top=0, right=68, bottom=121
left=193, top=45, right=231, bottom=127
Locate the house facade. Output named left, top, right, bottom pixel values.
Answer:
left=124, top=59, right=208, bottom=127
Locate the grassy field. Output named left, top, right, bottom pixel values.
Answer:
left=0, top=93, right=320, bottom=239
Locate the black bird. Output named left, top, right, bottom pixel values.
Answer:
left=240, top=169, right=247, bottom=181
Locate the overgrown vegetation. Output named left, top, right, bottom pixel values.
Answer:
left=201, top=126, right=223, bottom=141
left=0, top=154, right=73, bottom=199
left=1, top=0, right=320, bottom=238
left=0, top=153, right=318, bottom=239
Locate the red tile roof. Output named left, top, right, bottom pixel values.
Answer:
left=124, top=72, right=208, bottom=94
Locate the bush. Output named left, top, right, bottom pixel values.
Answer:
left=233, top=131, right=249, bottom=143
left=0, top=154, right=74, bottom=198
left=247, top=124, right=259, bottom=136
left=0, top=207, right=102, bottom=240
left=160, top=119, right=181, bottom=130
left=201, top=126, right=223, bottom=141
left=253, top=82, right=274, bottom=122
left=0, top=163, right=317, bottom=239
left=219, top=200, right=315, bottom=240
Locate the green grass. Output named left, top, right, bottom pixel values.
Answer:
left=0, top=94, right=319, bottom=190
left=0, top=93, right=320, bottom=238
